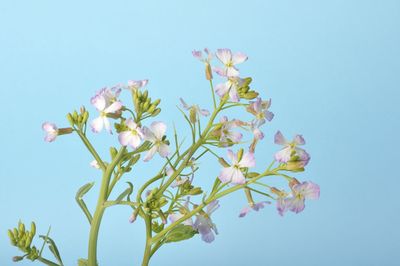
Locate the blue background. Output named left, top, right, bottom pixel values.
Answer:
left=1, top=0, right=399, bottom=265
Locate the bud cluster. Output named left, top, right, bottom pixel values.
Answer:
left=8, top=221, right=39, bottom=261
left=132, top=89, right=161, bottom=119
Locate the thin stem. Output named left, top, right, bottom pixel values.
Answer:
left=76, top=130, right=106, bottom=171
left=209, top=80, right=217, bottom=109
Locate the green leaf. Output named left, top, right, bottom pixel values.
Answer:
left=39, top=235, right=63, bottom=265
left=75, top=182, right=95, bottom=224
left=115, top=182, right=134, bottom=203
left=165, top=224, right=198, bottom=243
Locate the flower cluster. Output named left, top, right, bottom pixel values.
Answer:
left=32, top=48, right=321, bottom=266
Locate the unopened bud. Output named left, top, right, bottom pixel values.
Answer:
left=151, top=108, right=161, bottom=117
left=237, top=148, right=244, bottom=162
left=13, top=256, right=24, bottom=262
left=66, top=113, right=74, bottom=126
left=218, top=157, right=230, bottom=167
left=205, top=63, right=213, bottom=80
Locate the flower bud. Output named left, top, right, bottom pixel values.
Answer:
left=13, top=256, right=24, bottom=262
left=66, top=113, right=74, bottom=126
left=218, top=157, right=230, bottom=167
left=205, top=63, right=213, bottom=80
left=151, top=108, right=161, bottom=117
left=237, top=148, right=244, bottom=162
left=58, top=127, right=73, bottom=136
left=30, top=222, right=36, bottom=236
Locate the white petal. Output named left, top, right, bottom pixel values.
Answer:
left=103, top=117, right=111, bottom=134
left=158, top=143, right=170, bottom=158
left=104, top=101, right=122, bottom=113
left=118, top=131, right=132, bottom=146
left=226, top=66, right=240, bottom=77
left=274, top=131, right=287, bottom=145
left=215, top=82, right=229, bottom=97
left=91, top=116, right=104, bottom=133
left=240, top=152, right=256, bottom=168
left=150, top=121, right=167, bottom=140
left=92, top=95, right=106, bottom=111
left=143, top=146, right=158, bottom=162
left=216, top=48, right=232, bottom=64
left=218, top=167, right=235, bottom=183
left=231, top=169, right=246, bottom=185
left=231, top=52, right=248, bottom=65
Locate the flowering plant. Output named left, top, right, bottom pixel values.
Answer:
left=8, top=48, right=320, bottom=266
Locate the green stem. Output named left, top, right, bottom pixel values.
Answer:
left=141, top=216, right=152, bottom=266
left=76, top=131, right=106, bottom=171
left=209, top=80, right=217, bottom=109
left=87, top=147, right=126, bottom=266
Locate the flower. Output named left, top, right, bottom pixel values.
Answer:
left=247, top=98, right=274, bottom=127
left=212, top=116, right=243, bottom=146
left=168, top=167, right=189, bottom=188
left=214, top=48, right=247, bottom=77
left=286, top=181, right=320, bottom=214
left=126, top=79, right=148, bottom=91
left=192, top=48, right=213, bottom=64
left=90, top=88, right=123, bottom=133
left=168, top=198, right=193, bottom=226
left=42, top=122, right=58, bottom=142
left=180, top=98, right=210, bottom=123
left=143, top=121, right=170, bottom=161
left=239, top=201, right=270, bottom=218
left=193, top=200, right=220, bottom=243
left=214, top=77, right=244, bottom=102
left=274, top=181, right=320, bottom=216
left=218, top=149, right=256, bottom=184
left=274, top=131, right=310, bottom=166
left=118, top=119, right=144, bottom=149
left=193, top=48, right=213, bottom=80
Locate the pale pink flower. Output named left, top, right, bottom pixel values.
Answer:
left=143, top=121, right=170, bottom=161
left=118, top=119, right=144, bottom=149
left=90, top=88, right=122, bottom=133
left=214, top=77, right=244, bottom=102
left=168, top=198, right=193, bottom=226
left=180, top=98, right=210, bottom=123
left=239, top=201, right=270, bottom=218
left=247, top=98, right=274, bottom=127
left=274, top=131, right=310, bottom=166
left=193, top=200, right=220, bottom=243
left=218, top=116, right=243, bottom=146
left=192, top=48, right=213, bottom=64
left=42, top=122, right=58, bottom=142
left=219, top=150, right=256, bottom=185
left=214, top=48, right=247, bottom=77
left=286, top=181, right=320, bottom=214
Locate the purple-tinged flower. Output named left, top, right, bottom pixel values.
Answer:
left=118, top=119, right=144, bottom=149
left=214, top=77, right=244, bottom=102
left=42, top=122, right=58, bottom=142
left=143, top=121, right=170, bottom=161
left=126, top=79, right=148, bottom=91
left=239, top=201, right=270, bottom=218
left=42, top=122, right=73, bottom=142
left=219, top=149, right=256, bottom=185
left=193, top=48, right=213, bottom=80
left=214, top=48, right=247, bottom=77
left=90, top=88, right=123, bottom=133
left=194, top=200, right=220, bottom=243
left=168, top=198, right=194, bottom=226
left=192, top=48, right=213, bottom=64
left=274, top=131, right=310, bottom=166
left=286, top=181, right=320, bottom=214
left=213, top=116, right=243, bottom=146
left=247, top=98, right=274, bottom=127
left=180, top=98, right=210, bottom=123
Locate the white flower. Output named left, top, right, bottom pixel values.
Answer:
left=143, top=121, right=170, bottom=161
left=118, top=119, right=144, bottom=149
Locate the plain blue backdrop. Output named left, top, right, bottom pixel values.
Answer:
left=1, top=0, right=399, bottom=265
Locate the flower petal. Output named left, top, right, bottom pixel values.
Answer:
left=232, top=52, right=248, bottom=65
left=104, top=101, right=122, bottom=113
left=150, top=121, right=167, bottom=140
left=274, top=131, right=287, bottom=145
left=158, top=143, right=170, bottom=158
left=230, top=169, right=246, bottom=185
left=118, top=131, right=132, bottom=146
left=216, top=48, right=232, bottom=64
left=143, top=146, right=158, bottom=162
left=218, top=167, right=235, bottom=183
left=91, top=116, right=104, bottom=133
